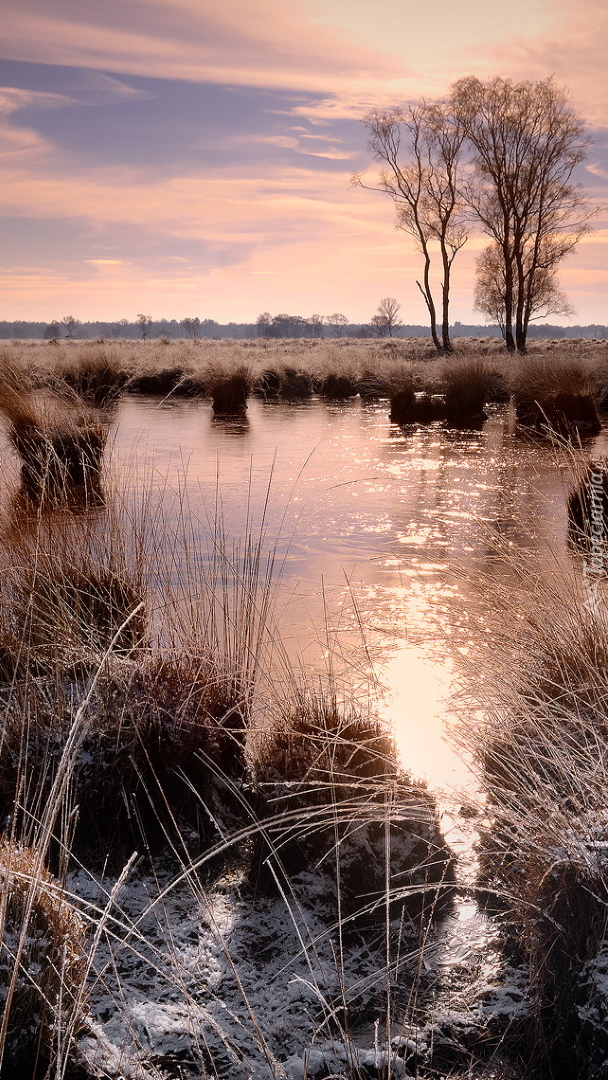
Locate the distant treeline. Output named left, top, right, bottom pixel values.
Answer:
left=1, top=318, right=607, bottom=341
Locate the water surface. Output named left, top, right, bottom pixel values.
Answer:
left=106, top=394, right=606, bottom=799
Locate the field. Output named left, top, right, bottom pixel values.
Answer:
left=0, top=336, right=608, bottom=1079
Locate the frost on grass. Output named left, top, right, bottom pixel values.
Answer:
left=74, top=855, right=443, bottom=1079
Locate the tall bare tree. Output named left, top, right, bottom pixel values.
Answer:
left=137, top=313, right=152, bottom=340
left=61, top=315, right=78, bottom=339
left=373, top=297, right=402, bottom=337
left=451, top=76, right=591, bottom=352
left=474, top=242, right=574, bottom=335
left=356, top=103, right=467, bottom=353
left=326, top=313, right=349, bottom=338
left=182, top=317, right=201, bottom=340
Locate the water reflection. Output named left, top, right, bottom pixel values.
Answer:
left=94, top=396, right=608, bottom=797
left=210, top=415, right=250, bottom=437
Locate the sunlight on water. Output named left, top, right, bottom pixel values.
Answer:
left=49, top=394, right=608, bottom=798
left=380, top=646, right=474, bottom=792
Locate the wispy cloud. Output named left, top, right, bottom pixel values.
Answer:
left=0, top=0, right=606, bottom=322
left=0, top=87, right=77, bottom=115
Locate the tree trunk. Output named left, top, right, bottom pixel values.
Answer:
left=440, top=241, right=453, bottom=353
left=417, top=250, right=442, bottom=353
left=503, top=245, right=516, bottom=353
left=514, top=247, right=527, bottom=352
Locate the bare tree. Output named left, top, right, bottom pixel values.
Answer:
left=308, top=314, right=324, bottom=338
left=109, top=318, right=129, bottom=339
left=44, top=321, right=61, bottom=341
left=256, top=313, right=271, bottom=337
left=474, top=243, right=575, bottom=335
left=61, top=315, right=78, bottom=339
left=136, top=314, right=152, bottom=340
left=356, top=103, right=467, bottom=353
left=451, top=76, right=591, bottom=352
left=181, top=317, right=201, bottom=340
left=373, top=297, right=402, bottom=337
left=326, top=313, right=349, bottom=338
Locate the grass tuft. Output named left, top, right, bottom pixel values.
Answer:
left=56, top=347, right=128, bottom=406
left=512, top=356, right=601, bottom=436
left=0, top=839, right=87, bottom=1079
left=0, top=387, right=107, bottom=506
left=440, top=357, right=492, bottom=426
left=251, top=689, right=454, bottom=920
left=208, top=365, right=252, bottom=414
left=455, top=553, right=608, bottom=1076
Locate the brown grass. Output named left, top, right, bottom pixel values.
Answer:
left=0, top=839, right=87, bottom=1079
left=251, top=689, right=454, bottom=920
left=454, top=549, right=608, bottom=1075
left=440, top=357, right=493, bottom=425
left=318, top=373, right=358, bottom=400
left=567, top=459, right=608, bottom=557
left=0, top=387, right=107, bottom=506
left=55, top=346, right=128, bottom=406
left=208, top=365, right=253, bottom=414
left=0, top=651, right=250, bottom=865
left=511, top=356, right=601, bottom=436
left=387, top=368, right=416, bottom=424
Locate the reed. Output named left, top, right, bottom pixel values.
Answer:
left=0, top=839, right=87, bottom=1079
left=511, top=355, right=601, bottom=436
left=440, top=357, right=492, bottom=425
left=251, top=688, right=454, bottom=921
left=455, top=550, right=608, bottom=1076
left=0, top=387, right=107, bottom=505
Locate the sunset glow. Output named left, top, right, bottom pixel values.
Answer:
left=1, top=0, right=606, bottom=324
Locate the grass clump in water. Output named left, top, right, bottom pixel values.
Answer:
left=55, top=346, right=128, bottom=406
left=512, top=355, right=601, bottom=436
left=318, top=373, right=358, bottom=400
left=251, top=689, right=454, bottom=921
left=567, top=458, right=608, bottom=559
left=208, top=364, right=252, bottom=414
left=0, top=652, right=248, bottom=865
left=388, top=368, right=416, bottom=424
left=0, top=386, right=107, bottom=506
left=440, top=357, right=492, bottom=426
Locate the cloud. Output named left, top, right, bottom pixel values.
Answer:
left=477, top=0, right=608, bottom=125
left=0, top=0, right=400, bottom=95
left=0, top=121, right=51, bottom=157
left=0, top=0, right=606, bottom=323
left=250, top=132, right=356, bottom=161
left=0, top=87, right=77, bottom=116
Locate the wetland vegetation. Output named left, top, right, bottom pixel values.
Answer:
left=0, top=336, right=607, bottom=1078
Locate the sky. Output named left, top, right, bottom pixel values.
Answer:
left=0, top=0, right=606, bottom=325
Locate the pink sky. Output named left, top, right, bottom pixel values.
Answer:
left=0, top=0, right=606, bottom=325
